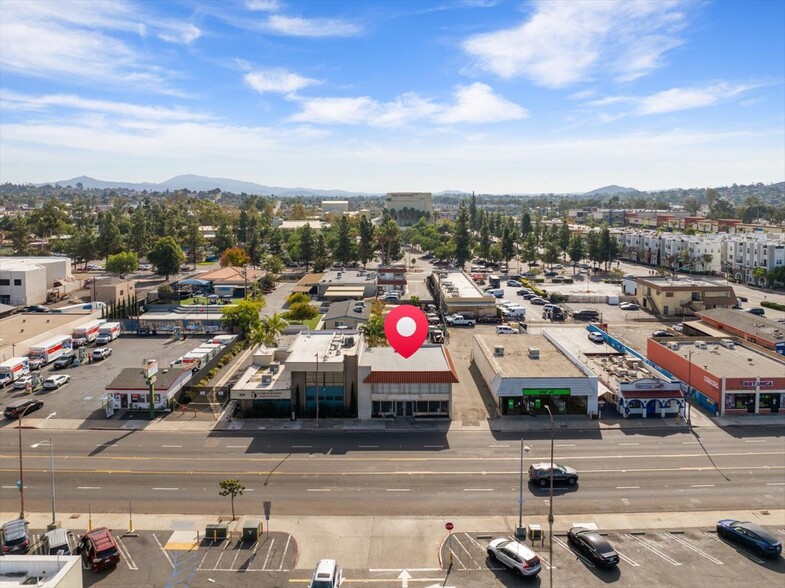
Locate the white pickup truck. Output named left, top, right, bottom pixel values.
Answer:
left=446, top=314, right=476, bottom=327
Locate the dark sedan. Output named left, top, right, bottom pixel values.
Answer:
left=567, top=528, right=619, bottom=567
left=717, top=519, right=782, bottom=558
left=53, top=353, right=77, bottom=369
left=528, top=462, right=579, bottom=487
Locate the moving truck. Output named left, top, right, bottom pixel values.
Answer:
left=196, top=343, right=222, bottom=358
left=29, top=335, right=73, bottom=365
left=0, top=357, right=30, bottom=387
left=96, top=323, right=121, bottom=345
left=209, top=335, right=237, bottom=346
left=171, top=350, right=210, bottom=371
left=72, top=319, right=106, bottom=345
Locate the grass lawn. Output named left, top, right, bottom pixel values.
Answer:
left=286, top=313, right=323, bottom=329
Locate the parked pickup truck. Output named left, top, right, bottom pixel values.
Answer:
left=445, top=314, right=476, bottom=327
left=477, top=314, right=503, bottom=324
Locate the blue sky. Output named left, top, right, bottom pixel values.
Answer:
left=1, top=0, right=783, bottom=193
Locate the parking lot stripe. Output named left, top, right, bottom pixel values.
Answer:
left=615, top=549, right=640, bottom=567
left=153, top=487, right=179, bottom=491
left=231, top=542, right=244, bottom=569
left=152, top=533, right=174, bottom=569
left=625, top=534, right=682, bottom=566
left=553, top=536, right=595, bottom=568
left=617, top=486, right=640, bottom=489
left=463, top=488, right=493, bottom=492
left=708, top=532, right=766, bottom=564
left=386, top=488, right=410, bottom=492
left=261, top=538, right=275, bottom=570
left=197, top=543, right=213, bottom=570
left=307, top=488, right=332, bottom=492
left=448, top=545, right=468, bottom=570
left=767, top=482, right=785, bottom=486
left=489, top=444, right=509, bottom=448
left=690, top=484, right=715, bottom=488
left=278, top=535, right=292, bottom=571
left=162, top=445, right=182, bottom=448
left=665, top=533, right=723, bottom=564
left=115, top=536, right=138, bottom=570
left=77, top=486, right=101, bottom=490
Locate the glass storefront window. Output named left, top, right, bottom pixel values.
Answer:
left=725, top=393, right=754, bottom=410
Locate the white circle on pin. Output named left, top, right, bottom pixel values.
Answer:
left=396, top=316, right=417, bottom=338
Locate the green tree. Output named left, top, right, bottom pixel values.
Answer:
left=567, top=235, right=585, bottom=271
left=298, top=224, right=314, bottom=269
left=358, top=216, right=376, bottom=267
left=312, top=233, right=330, bottom=272
left=261, top=254, right=284, bottom=274
left=10, top=216, right=31, bottom=255
left=213, top=221, right=235, bottom=255
left=220, top=246, right=250, bottom=267
left=360, top=315, right=387, bottom=347
left=106, top=252, right=138, bottom=275
left=543, top=240, right=560, bottom=266
left=587, top=231, right=602, bottom=267
left=287, top=301, right=318, bottom=322
left=683, top=196, right=701, bottom=216
left=267, top=227, right=284, bottom=257
left=752, top=266, right=769, bottom=286
left=453, top=201, right=472, bottom=268
left=148, top=236, right=185, bottom=280
left=68, top=227, right=99, bottom=269
left=334, top=216, right=354, bottom=266
left=218, top=478, right=245, bottom=521
left=520, top=212, right=532, bottom=237
left=377, top=215, right=402, bottom=265
left=478, top=216, right=491, bottom=260
left=558, top=220, right=571, bottom=258
left=221, top=298, right=266, bottom=333
left=248, top=313, right=288, bottom=347
left=287, top=292, right=311, bottom=306
left=500, top=222, right=516, bottom=265
left=128, top=205, right=150, bottom=257
left=97, top=211, right=123, bottom=261
left=522, top=234, right=537, bottom=265
left=469, top=192, right=478, bottom=230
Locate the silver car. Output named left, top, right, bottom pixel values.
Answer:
left=487, top=538, right=541, bottom=577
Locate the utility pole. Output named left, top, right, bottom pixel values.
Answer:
left=516, top=440, right=530, bottom=539
left=313, top=352, right=320, bottom=427
left=687, top=348, right=693, bottom=425
left=17, top=403, right=39, bottom=519
left=544, top=404, right=555, bottom=588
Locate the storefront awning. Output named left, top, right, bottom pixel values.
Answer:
left=324, top=286, right=367, bottom=298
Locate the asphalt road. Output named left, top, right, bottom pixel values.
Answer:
left=2, top=426, right=783, bottom=519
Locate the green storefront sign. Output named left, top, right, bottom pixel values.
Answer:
left=522, top=388, right=571, bottom=396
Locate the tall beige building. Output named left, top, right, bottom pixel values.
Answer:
left=384, top=192, right=433, bottom=215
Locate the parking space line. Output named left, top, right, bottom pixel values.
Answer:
left=197, top=543, right=213, bottom=570
left=230, top=541, right=245, bottom=569
left=262, top=538, right=276, bottom=570
left=465, top=534, right=486, bottom=551
left=448, top=544, right=468, bottom=570
left=278, top=535, right=292, bottom=571
left=625, top=534, right=682, bottom=566
left=707, top=532, right=765, bottom=564
left=665, top=533, right=723, bottom=564
left=615, top=549, right=640, bottom=567
left=115, top=536, right=138, bottom=570
left=553, top=536, right=595, bottom=568
left=212, top=549, right=226, bottom=570
left=454, top=533, right=479, bottom=568
left=152, top=533, right=174, bottom=569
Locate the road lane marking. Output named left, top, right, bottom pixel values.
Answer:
left=386, top=488, right=410, bottom=492
left=463, top=488, right=493, bottom=492
left=153, top=487, right=179, bottom=491
left=489, top=444, right=509, bottom=448
left=665, top=533, right=723, bottom=564
left=619, top=443, right=639, bottom=446
left=306, top=488, right=331, bottom=492
left=556, top=444, right=576, bottom=447
left=359, top=445, right=379, bottom=448
left=744, top=439, right=767, bottom=443
left=682, top=441, right=700, bottom=444
left=77, top=486, right=101, bottom=490
left=690, top=484, right=715, bottom=488
left=617, top=486, right=640, bottom=489
left=226, top=445, right=246, bottom=448
left=162, top=445, right=182, bottom=448
left=767, top=482, right=785, bottom=486
left=625, top=534, right=682, bottom=566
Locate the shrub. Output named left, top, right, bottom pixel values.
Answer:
left=761, top=300, right=785, bottom=311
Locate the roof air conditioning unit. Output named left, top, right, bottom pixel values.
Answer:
left=261, top=375, right=272, bottom=384
left=270, top=364, right=279, bottom=374
left=528, top=347, right=540, bottom=359
left=494, top=345, right=504, bottom=356
left=667, top=342, right=680, bottom=350
left=343, top=336, right=355, bottom=347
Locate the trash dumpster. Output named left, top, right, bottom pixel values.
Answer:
left=243, top=520, right=262, bottom=542
left=205, top=523, right=228, bottom=541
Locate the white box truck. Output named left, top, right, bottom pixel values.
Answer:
left=0, top=357, right=31, bottom=387
left=29, top=335, right=73, bottom=365
left=96, top=322, right=121, bottom=345
left=72, top=319, right=106, bottom=346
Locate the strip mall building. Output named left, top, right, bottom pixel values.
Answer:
left=647, top=337, right=785, bottom=416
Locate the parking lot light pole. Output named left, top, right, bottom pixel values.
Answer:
left=516, top=441, right=530, bottom=539
left=544, top=404, right=554, bottom=588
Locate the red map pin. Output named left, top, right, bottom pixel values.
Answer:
left=384, top=305, right=429, bottom=359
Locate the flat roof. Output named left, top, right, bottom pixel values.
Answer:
left=320, top=270, right=376, bottom=285
left=473, top=334, right=584, bottom=378
left=436, top=270, right=488, bottom=299
left=287, top=330, right=360, bottom=364
left=106, top=367, right=190, bottom=390
left=0, top=312, right=94, bottom=350
left=697, top=308, right=784, bottom=345
left=635, top=276, right=727, bottom=289
left=658, top=339, right=785, bottom=378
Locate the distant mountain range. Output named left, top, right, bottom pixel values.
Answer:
left=583, top=185, right=640, bottom=196
left=40, top=174, right=377, bottom=197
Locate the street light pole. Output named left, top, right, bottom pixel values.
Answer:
left=687, top=349, right=693, bottom=425
left=516, top=441, right=530, bottom=538
left=544, top=404, right=554, bottom=588
left=314, top=352, right=320, bottom=428
left=17, top=403, right=38, bottom=519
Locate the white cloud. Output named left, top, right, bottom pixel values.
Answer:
left=436, top=83, right=527, bottom=123
left=290, top=84, right=525, bottom=127
left=245, top=0, right=282, bottom=11
left=244, top=69, right=320, bottom=94
left=158, top=23, right=201, bottom=45
left=463, top=0, right=687, bottom=87
left=265, top=14, right=362, bottom=37
left=638, top=83, right=754, bottom=115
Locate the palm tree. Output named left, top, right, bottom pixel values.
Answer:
left=249, top=313, right=288, bottom=347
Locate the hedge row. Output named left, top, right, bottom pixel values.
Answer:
left=761, top=300, right=785, bottom=312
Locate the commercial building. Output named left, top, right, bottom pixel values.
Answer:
left=230, top=346, right=292, bottom=418
left=137, top=307, right=227, bottom=334
left=384, top=192, right=433, bottom=225
left=647, top=337, right=785, bottom=416
left=358, top=344, right=458, bottom=420
left=321, top=201, right=349, bottom=216
left=471, top=333, right=599, bottom=417
left=634, top=276, right=736, bottom=317
left=0, top=256, right=73, bottom=306
left=93, top=277, right=136, bottom=305
left=271, top=219, right=329, bottom=232
left=196, top=266, right=266, bottom=298
left=695, top=308, right=785, bottom=355
left=322, top=299, right=370, bottom=330
left=317, top=269, right=377, bottom=300
left=0, top=554, right=82, bottom=587
left=105, top=366, right=192, bottom=411
left=430, top=269, right=496, bottom=317
left=290, top=273, right=324, bottom=296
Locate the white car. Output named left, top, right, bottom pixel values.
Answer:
left=487, top=538, right=542, bottom=577
left=619, top=302, right=640, bottom=311
left=43, top=374, right=70, bottom=389
left=496, top=325, right=518, bottom=335
left=588, top=331, right=605, bottom=343
left=13, top=375, right=34, bottom=390
left=92, top=347, right=112, bottom=361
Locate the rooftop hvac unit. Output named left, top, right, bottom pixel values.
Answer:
left=343, top=336, right=355, bottom=347
left=494, top=345, right=504, bottom=356
left=261, top=374, right=272, bottom=384
left=270, top=364, right=279, bottom=374
left=719, top=339, right=735, bottom=349
left=694, top=340, right=708, bottom=349
left=528, top=347, right=540, bottom=359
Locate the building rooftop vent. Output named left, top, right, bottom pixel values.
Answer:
left=494, top=345, right=504, bottom=356
left=528, top=347, right=540, bottom=359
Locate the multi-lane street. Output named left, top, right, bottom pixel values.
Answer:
left=2, top=426, right=783, bottom=518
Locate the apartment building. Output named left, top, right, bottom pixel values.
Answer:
left=635, top=276, right=736, bottom=317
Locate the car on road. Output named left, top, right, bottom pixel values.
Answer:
left=572, top=309, right=600, bottom=321
left=53, top=353, right=77, bottom=369
left=43, top=374, right=71, bottom=389
left=13, top=375, right=35, bottom=390
left=744, top=307, right=765, bottom=316
left=588, top=331, right=605, bottom=343
left=530, top=297, right=548, bottom=305
left=651, top=330, right=674, bottom=337
left=21, top=305, right=50, bottom=313
left=716, top=519, right=782, bottom=557
left=516, top=288, right=533, bottom=295
left=1, top=519, right=30, bottom=554
left=737, top=295, right=748, bottom=302
left=528, top=462, right=579, bottom=487
left=567, top=528, right=619, bottom=567
left=4, top=398, right=44, bottom=419
left=506, top=279, right=523, bottom=287
left=552, top=264, right=564, bottom=270
left=92, top=347, right=113, bottom=361
left=496, top=325, right=519, bottom=335
left=486, top=538, right=541, bottom=578
left=619, top=302, right=640, bottom=311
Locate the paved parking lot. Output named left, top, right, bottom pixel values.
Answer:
left=443, top=527, right=785, bottom=587
left=0, top=335, right=211, bottom=423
